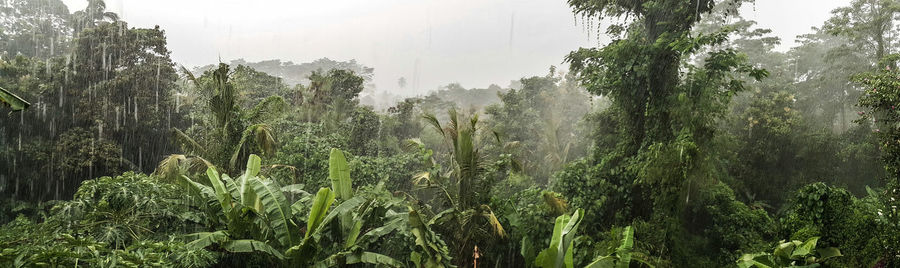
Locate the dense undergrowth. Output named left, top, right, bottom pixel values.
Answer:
left=2, top=0, right=900, bottom=267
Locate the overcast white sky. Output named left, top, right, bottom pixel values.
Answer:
left=61, top=0, right=849, bottom=95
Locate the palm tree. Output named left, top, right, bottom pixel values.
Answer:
left=72, top=0, right=119, bottom=34
left=415, top=108, right=506, bottom=265
left=155, top=64, right=283, bottom=180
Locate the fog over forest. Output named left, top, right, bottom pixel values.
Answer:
left=61, top=0, right=846, bottom=94
left=2, top=0, right=900, bottom=267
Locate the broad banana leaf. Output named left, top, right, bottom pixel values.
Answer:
left=329, top=148, right=353, bottom=201
left=249, top=175, right=298, bottom=248
left=222, top=239, right=285, bottom=259
left=281, top=184, right=309, bottom=195
left=535, top=208, right=584, bottom=268
left=185, top=231, right=230, bottom=250
left=521, top=237, right=537, bottom=267
left=221, top=173, right=242, bottom=201
left=314, top=251, right=402, bottom=268
left=350, top=217, right=404, bottom=250
left=584, top=257, right=616, bottom=268
left=615, top=226, right=634, bottom=268
left=306, top=188, right=336, bottom=239
left=344, top=219, right=364, bottom=249
left=346, top=252, right=402, bottom=267
left=409, top=208, right=453, bottom=268
left=245, top=154, right=261, bottom=177
left=206, top=167, right=233, bottom=218
left=317, top=195, right=367, bottom=234
left=180, top=175, right=216, bottom=201
left=287, top=194, right=368, bottom=259
left=238, top=155, right=262, bottom=211
left=291, top=197, right=312, bottom=219
left=329, top=148, right=356, bottom=240
left=557, top=208, right=583, bottom=268
left=0, top=86, right=29, bottom=112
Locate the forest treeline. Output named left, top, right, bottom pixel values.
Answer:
left=1, top=0, right=900, bottom=267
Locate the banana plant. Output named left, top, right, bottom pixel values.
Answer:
left=408, top=207, right=455, bottom=268
left=0, top=86, right=29, bottom=112
left=534, top=209, right=584, bottom=268
left=736, top=237, right=842, bottom=268
left=585, top=226, right=652, bottom=268
left=285, top=148, right=406, bottom=267
left=182, top=154, right=301, bottom=254
left=181, top=149, right=407, bottom=266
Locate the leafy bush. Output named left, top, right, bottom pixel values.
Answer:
left=780, top=183, right=881, bottom=267
left=736, top=237, right=842, bottom=268
left=684, top=182, right=775, bottom=265
left=0, top=172, right=214, bottom=267
left=552, top=158, right=631, bottom=233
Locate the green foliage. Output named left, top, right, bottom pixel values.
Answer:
left=0, top=172, right=215, bottom=267
left=823, top=0, right=899, bottom=64
left=173, top=63, right=285, bottom=173
left=270, top=122, right=423, bottom=192
left=306, top=188, right=336, bottom=240
left=585, top=226, right=638, bottom=268
left=298, top=68, right=367, bottom=124
left=0, top=0, right=71, bottom=58
left=484, top=72, right=592, bottom=181
left=683, top=183, right=774, bottom=265
left=736, top=237, right=842, bottom=268
left=195, top=58, right=373, bottom=88
left=0, top=86, right=29, bottom=112
left=51, top=172, right=203, bottom=245
left=329, top=148, right=353, bottom=201
left=2, top=1, right=898, bottom=267
left=855, top=56, right=900, bottom=266
left=415, top=109, right=513, bottom=265
left=534, top=209, right=584, bottom=268
left=780, top=183, right=882, bottom=267
left=730, top=90, right=826, bottom=205
left=230, top=64, right=292, bottom=108
left=1, top=18, right=184, bottom=200
left=553, top=158, right=628, bottom=232
left=180, top=151, right=419, bottom=267
left=408, top=208, right=455, bottom=268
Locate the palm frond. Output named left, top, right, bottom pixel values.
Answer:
left=179, top=65, right=203, bottom=90
left=542, top=191, right=569, bottom=216
left=422, top=113, right=445, bottom=137
left=153, top=154, right=187, bottom=182
left=447, top=108, right=460, bottom=142
left=402, top=138, right=426, bottom=152
left=412, top=171, right=432, bottom=186
left=246, top=95, right=286, bottom=124
left=254, top=124, right=278, bottom=156
left=480, top=205, right=506, bottom=238
left=229, top=124, right=277, bottom=169
left=172, top=128, right=205, bottom=155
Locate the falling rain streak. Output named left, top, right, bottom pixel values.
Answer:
left=0, top=0, right=897, bottom=267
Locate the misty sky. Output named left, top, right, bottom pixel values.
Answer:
left=62, top=0, right=849, bottom=95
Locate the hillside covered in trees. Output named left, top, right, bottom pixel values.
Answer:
left=2, top=0, right=900, bottom=267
